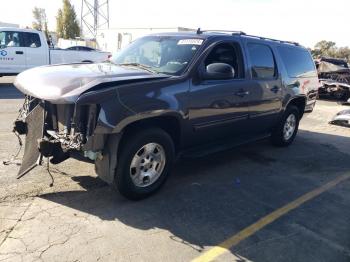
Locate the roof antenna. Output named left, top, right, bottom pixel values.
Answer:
left=196, top=28, right=201, bottom=34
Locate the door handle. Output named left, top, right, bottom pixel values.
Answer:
left=270, top=86, right=280, bottom=93
left=235, top=90, right=250, bottom=97
left=15, top=51, right=24, bottom=55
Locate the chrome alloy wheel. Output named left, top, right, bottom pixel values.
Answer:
left=129, top=143, right=166, bottom=187
left=283, top=114, right=296, bottom=141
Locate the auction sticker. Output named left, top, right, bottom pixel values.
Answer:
left=178, top=39, right=203, bottom=45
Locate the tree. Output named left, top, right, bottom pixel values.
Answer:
left=311, top=40, right=350, bottom=62
left=32, top=7, right=49, bottom=38
left=336, top=47, right=350, bottom=61
left=56, top=0, right=80, bottom=39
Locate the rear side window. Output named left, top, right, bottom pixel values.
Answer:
left=278, top=46, right=316, bottom=78
left=23, top=33, right=41, bottom=48
left=247, top=43, right=276, bottom=79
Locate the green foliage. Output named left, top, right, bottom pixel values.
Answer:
left=32, top=7, right=49, bottom=39
left=311, top=40, right=350, bottom=62
left=56, top=0, right=80, bottom=39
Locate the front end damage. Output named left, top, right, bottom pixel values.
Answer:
left=14, top=96, right=107, bottom=179
left=11, top=62, right=169, bottom=184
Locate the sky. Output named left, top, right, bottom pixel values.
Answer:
left=0, top=0, right=349, bottom=48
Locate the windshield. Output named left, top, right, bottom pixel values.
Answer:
left=111, top=36, right=204, bottom=75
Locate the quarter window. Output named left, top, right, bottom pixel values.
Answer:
left=247, top=43, right=276, bottom=79
left=278, top=46, right=316, bottom=78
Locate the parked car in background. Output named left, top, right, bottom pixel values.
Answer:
left=65, top=46, right=99, bottom=52
left=13, top=30, right=318, bottom=199
left=0, top=27, right=111, bottom=76
left=316, top=57, right=350, bottom=100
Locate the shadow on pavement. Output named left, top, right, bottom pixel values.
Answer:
left=38, top=130, right=350, bottom=261
left=0, top=82, right=23, bottom=99
left=317, top=95, right=348, bottom=104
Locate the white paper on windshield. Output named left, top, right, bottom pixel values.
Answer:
left=177, top=39, right=203, bottom=45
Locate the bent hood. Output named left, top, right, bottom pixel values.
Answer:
left=14, top=62, right=169, bottom=103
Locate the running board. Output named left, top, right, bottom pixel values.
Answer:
left=180, top=133, right=270, bottom=159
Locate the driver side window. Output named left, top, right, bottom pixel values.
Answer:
left=204, top=42, right=244, bottom=79
left=0, top=31, right=22, bottom=47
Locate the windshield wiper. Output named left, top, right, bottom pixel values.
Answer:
left=117, top=63, right=158, bottom=74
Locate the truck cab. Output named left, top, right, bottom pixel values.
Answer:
left=0, top=27, right=111, bottom=76
left=0, top=28, right=48, bottom=75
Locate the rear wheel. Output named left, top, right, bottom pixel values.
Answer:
left=271, top=105, right=300, bottom=147
left=114, top=128, right=175, bottom=200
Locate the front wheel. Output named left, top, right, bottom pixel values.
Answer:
left=114, top=128, right=175, bottom=200
left=271, top=106, right=300, bottom=147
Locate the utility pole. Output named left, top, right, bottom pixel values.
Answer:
left=80, top=0, right=109, bottom=39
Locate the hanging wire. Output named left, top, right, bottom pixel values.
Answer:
left=46, top=158, right=54, bottom=187
left=2, top=131, right=23, bottom=165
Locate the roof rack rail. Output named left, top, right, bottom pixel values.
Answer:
left=196, top=28, right=246, bottom=35
left=195, top=28, right=299, bottom=46
left=242, top=34, right=299, bottom=46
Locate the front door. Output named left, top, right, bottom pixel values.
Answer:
left=188, top=41, right=253, bottom=145
left=0, top=31, right=26, bottom=74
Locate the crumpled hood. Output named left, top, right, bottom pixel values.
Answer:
left=14, top=62, right=169, bottom=103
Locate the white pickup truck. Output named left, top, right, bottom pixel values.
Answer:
left=0, top=27, right=111, bottom=76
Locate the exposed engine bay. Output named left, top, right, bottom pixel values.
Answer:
left=13, top=96, right=103, bottom=178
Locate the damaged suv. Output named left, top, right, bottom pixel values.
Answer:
left=13, top=30, right=318, bottom=199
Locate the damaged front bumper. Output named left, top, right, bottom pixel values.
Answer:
left=14, top=96, right=107, bottom=178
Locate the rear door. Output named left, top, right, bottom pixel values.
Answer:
left=23, top=32, right=47, bottom=69
left=0, top=30, right=26, bottom=73
left=244, top=41, right=283, bottom=133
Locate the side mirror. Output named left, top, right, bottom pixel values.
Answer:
left=203, top=63, right=235, bottom=80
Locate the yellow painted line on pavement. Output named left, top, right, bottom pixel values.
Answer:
left=192, top=173, right=350, bottom=262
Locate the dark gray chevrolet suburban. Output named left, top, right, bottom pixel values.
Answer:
left=13, top=30, right=319, bottom=199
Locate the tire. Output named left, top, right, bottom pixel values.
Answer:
left=114, top=128, right=175, bottom=200
left=271, top=105, right=300, bottom=147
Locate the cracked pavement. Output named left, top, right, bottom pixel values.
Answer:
left=0, top=76, right=350, bottom=262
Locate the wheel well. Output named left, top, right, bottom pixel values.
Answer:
left=287, top=97, right=306, bottom=119
left=119, top=116, right=181, bottom=153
